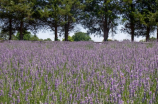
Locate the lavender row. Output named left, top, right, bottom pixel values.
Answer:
left=0, top=41, right=158, bottom=104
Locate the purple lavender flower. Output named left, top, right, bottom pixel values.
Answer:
left=0, top=90, right=4, bottom=96
left=17, top=96, right=20, bottom=103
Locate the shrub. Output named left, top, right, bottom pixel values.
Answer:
left=72, top=32, right=91, bottom=41
left=44, top=38, right=52, bottom=41
left=62, top=36, right=74, bottom=41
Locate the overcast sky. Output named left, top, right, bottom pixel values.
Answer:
left=35, top=24, right=156, bottom=42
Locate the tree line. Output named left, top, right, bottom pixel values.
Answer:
left=0, top=29, right=91, bottom=41
left=0, top=0, right=158, bottom=42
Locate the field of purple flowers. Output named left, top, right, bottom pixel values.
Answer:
left=0, top=41, right=158, bottom=104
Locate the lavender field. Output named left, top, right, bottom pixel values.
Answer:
left=0, top=41, right=158, bottom=104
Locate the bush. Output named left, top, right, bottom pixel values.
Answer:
left=139, top=37, right=157, bottom=42
left=149, top=37, right=156, bottom=42
left=108, top=39, right=113, bottom=41
left=102, top=39, right=114, bottom=42
left=29, top=35, right=39, bottom=41
left=139, top=39, right=145, bottom=42
left=72, top=32, right=91, bottom=41
left=62, top=36, right=74, bottom=42
left=0, top=37, right=3, bottom=40
left=44, top=38, right=52, bottom=41
left=122, top=39, right=130, bottom=42
left=39, top=39, right=44, bottom=41
left=15, top=30, right=33, bottom=40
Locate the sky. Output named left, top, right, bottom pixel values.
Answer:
left=35, top=24, right=156, bottom=42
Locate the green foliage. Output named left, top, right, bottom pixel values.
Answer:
left=123, top=39, right=130, bottom=41
left=102, top=39, right=113, bottom=42
left=139, top=39, right=145, bottom=42
left=114, top=39, right=118, bottom=41
left=12, top=35, right=18, bottom=40
left=72, top=32, right=91, bottom=41
left=1, top=0, right=158, bottom=41
left=14, top=30, right=41, bottom=41
left=135, top=0, right=157, bottom=27
left=80, top=0, right=120, bottom=41
left=149, top=37, right=157, bottom=42
left=62, top=36, right=74, bottom=41
left=38, top=0, right=84, bottom=41
left=68, top=36, right=74, bottom=42
left=29, top=35, right=39, bottom=41
left=139, top=37, right=157, bottom=42
left=44, top=38, right=52, bottom=41
left=0, top=31, right=9, bottom=40
left=107, top=39, right=113, bottom=41
left=23, top=33, right=32, bottom=40
left=15, top=31, right=32, bottom=40
left=135, top=0, right=156, bottom=41
left=39, top=39, right=44, bottom=41
left=120, top=0, right=138, bottom=37
left=0, top=37, right=3, bottom=40
left=0, top=0, right=39, bottom=40
left=150, top=10, right=158, bottom=26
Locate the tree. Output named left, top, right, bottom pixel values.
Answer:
left=0, top=0, right=35, bottom=40
left=135, top=0, right=157, bottom=42
left=14, top=0, right=34, bottom=40
left=72, top=32, right=91, bottom=41
left=120, top=0, right=138, bottom=42
left=80, top=0, right=120, bottom=41
left=38, top=0, right=65, bottom=41
left=24, top=0, right=48, bottom=38
left=39, top=0, right=84, bottom=41
left=0, top=0, right=17, bottom=40
left=149, top=0, right=158, bottom=42
left=59, top=0, right=85, bottom=41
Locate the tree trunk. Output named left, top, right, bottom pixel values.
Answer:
left=65, top=23, right=68, bottom=41
left=19, top=21, right=23, bottom=40
left=55, top=23, right=58, bottom=41
left=64, top=15, right=69, bottom=41
left=103, top=27, right=109, bottom=41
left=103, top=2, right=109, bottom=42
left=130, top=3, right=134, bottom=42
left=146, top=26, right=150, bottom=42
left=103, top=17, right=109, bottom=41
left=131, top=23, right=134, bottom=42
left=9, top=18, right=12, bottom=40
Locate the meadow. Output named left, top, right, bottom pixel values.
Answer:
left=0, top=41, right=158, bottom=104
